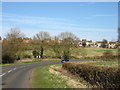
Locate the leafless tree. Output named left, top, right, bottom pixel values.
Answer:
left=33, top=31, right=51, bottom=59
left=2, top=28, right=25, bottom=63
left=58, top=32, right=80, bottom=59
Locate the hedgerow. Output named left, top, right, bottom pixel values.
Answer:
left=62, top=62, right=120, bottom=88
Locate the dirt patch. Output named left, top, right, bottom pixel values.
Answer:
left=18, top=59, right=34, bottom=62
left=18, top=58, right=60, bottom=62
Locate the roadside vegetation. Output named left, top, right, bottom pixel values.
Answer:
left=0, top=63, right=14, bottom=67
left=30, top=64, right=96, bottom=88
left=62, top=61, right=120, bottom=88
left=29, top=64, right=71, bottom=88
left=30, top=61, right=119, bottom=88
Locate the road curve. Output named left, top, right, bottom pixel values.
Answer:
left=1, top=60, right=93, bottom=88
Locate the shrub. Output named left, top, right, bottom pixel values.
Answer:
left=62, top=62, right=120, bottom=88
left=22, top=54, right=31, bottom=59
left=32, top=50, right=39, bottom=58
left=82, top=42, right=86, bottom=47
left=2, top=54, right=15, bottom=64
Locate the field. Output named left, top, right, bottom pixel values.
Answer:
left=79, top=61, right=119, bottom=68
left=21, top=47, right=117, bottom=60
left=85, top=47, right=117, bottom=57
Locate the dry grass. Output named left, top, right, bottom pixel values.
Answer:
left=49, top=65, right=97, bottom=88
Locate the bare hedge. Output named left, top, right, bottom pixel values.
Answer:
left=62, top=62, right=120, bottom=88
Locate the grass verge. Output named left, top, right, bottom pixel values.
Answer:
left=29, top=64, right=71, bottom=88
left=29, top=64, right=96, bottom=88
left=0, top=63, right=14, bottom=67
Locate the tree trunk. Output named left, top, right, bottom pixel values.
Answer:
left=40, top=46, right=44, bottom=59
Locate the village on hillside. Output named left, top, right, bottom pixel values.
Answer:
left=0, top=36, right=118, bottom=49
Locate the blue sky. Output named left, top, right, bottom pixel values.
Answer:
left=2, top=2, right=118, bottom=41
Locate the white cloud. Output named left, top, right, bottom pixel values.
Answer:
left=3, top=13, right=116, bottom=32
left=2, top=13, right=117, bottom=41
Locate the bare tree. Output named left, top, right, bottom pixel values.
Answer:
left=5, top=28, right=24, bottom=40
left=33, top=31, right=51, bottom=59
left=50, top=36, right=62, bottom=58
left=58, top=32, right=80, bottom=59
left=2, top=28, right=25, bottom=63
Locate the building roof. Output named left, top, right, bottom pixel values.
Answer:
left=109, top=42, right=116, bottom=44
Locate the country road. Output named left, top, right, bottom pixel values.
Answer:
left=1, top=60, right=93, bottom=88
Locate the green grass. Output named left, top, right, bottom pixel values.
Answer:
left=19, top=47, right=117, bottom=60
left=0, top=63, right=14, bottom=67
left=94, top=49, right=113, bottom=52
left=85, top=47, right=117, bottom=57
left=18, top=59, right=60, bottom=64
left=84, top=61, right=119, bottom=67
left=29, top=64, right=71, bottom=88
left=69, top=47, right=117, bottom=58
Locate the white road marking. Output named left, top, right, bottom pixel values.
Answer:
left=0, top=73, right=6, bottom=77
left=0, top=68, right=17, bottom=77
left=8, top=70, right=12, bottom=73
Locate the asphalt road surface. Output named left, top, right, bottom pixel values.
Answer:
left=1, top=60, right=93, bottom=88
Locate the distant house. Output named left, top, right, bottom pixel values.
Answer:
left=79, top=41, right=82, bottom=46
left=86, top=41, right=90, bottom=47
left=95, top=41, right=110, bottom=48
left=95, top=41, right=103, bottom=48
left=86, top=40, right=94, bottom=47
left=78, top=40, right=94, bottom=47
left=108, top=42, right=117, bottom=48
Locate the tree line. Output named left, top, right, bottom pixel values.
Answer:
left=2, top=28, right=82, bottom=64
left=2, top=28, right=117, bottom=64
